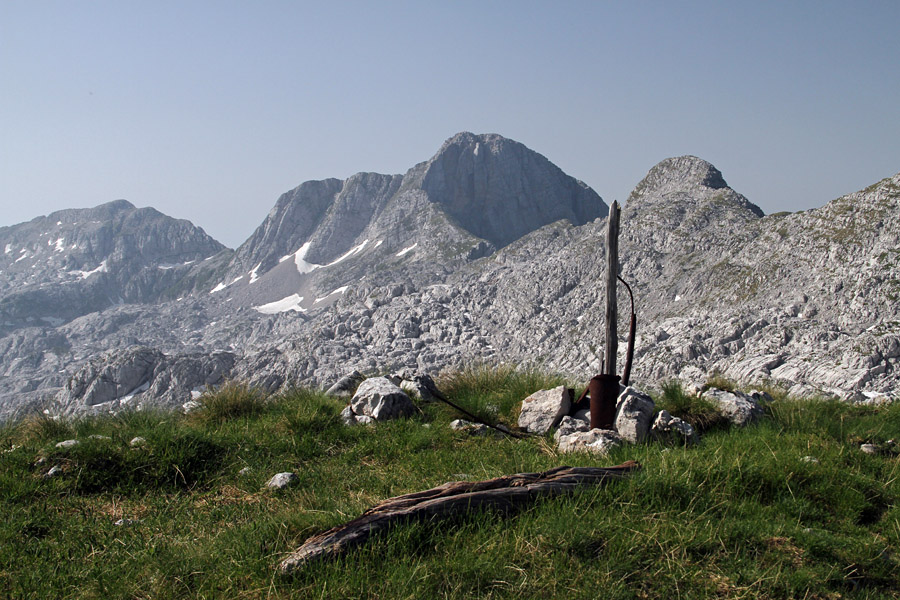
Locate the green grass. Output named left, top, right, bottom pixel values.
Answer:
left=0, top=370, right=898, bottom=599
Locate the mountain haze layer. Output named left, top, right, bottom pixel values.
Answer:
left=0, top=133, right=897, bottom=420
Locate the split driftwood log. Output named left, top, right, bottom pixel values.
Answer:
left=279, top=461, right=640, bottom=574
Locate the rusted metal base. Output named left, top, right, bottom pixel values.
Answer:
left=589, top=374, right=621, bottom=430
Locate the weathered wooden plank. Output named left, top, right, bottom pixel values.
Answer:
left=279, top=461, right=640, bottom=574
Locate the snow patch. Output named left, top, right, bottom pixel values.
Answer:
left=120, top=381, right=150, bottom=403
left=56, top=221, right=62, bottom=226
left=15, top=252, right=27, bottom=263
left=158, top=260, right=192, bottom=270
left=249, top=262, right=262, bottom=284
left=375, top=240, right=384, bottom=248
left=289, top=242, right=321, bottom=274
left=230, top=275, right=244, bottom=285
left=53, top=238, right=65, bottom=252
left=325, top=239, right=370, bottom=267
left=4, top=244, right=11, bottom=254
left=282, top=239, right=373, bottom=274
left=474, top=142, right=480, bottom=156
left=396, top=243, right=418, bottom=257
left=315, top=286, right=349, bottom=303
left=253, top=294, right=307, bottom=314
left=210, top=281, right=227, bottom=294
left=76, top=260, right=108, bottom=279
left=674, top=295, right=681, bottom=302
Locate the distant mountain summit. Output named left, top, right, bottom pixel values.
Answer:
left=420, top=132, right=606, bottom=248
left=0, top=200, right=225, bottom=330
left=627, top=155, right=764, bottom=218
left=211, top=132, right=607, bottom=314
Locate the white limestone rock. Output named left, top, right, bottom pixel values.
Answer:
left=557, top=429, right=624, bottom=455
left=349, top=377, right=415, bottom=421
left=449, top=419, right=489, bottom=435
left=553, top=415, right=590, bottom=442
left=517, top=385, right=571, bottom=434
left=702, top=388, right=764, bottom=427
left=266, top=472, right=298, bottom=490
left=614, top=387, right=655, bottom=443
left=325, top=370, right=366, bottom=398
left=182, top=399, right=202, bottom=414
left=860, top=443, right=879, bottom=455
left=651, top=410, right=698, bottom=445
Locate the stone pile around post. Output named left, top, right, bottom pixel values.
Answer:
left=325, top=369, right=768, bottom=455
left=518, top=384, right=768, bottom=455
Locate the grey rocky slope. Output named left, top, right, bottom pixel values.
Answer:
left=1, top=134, right=898, bottom=420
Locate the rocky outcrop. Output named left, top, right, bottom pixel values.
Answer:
left=420, top=132, right=607, bottom=248
left=54, top=346, right=235, bottom=416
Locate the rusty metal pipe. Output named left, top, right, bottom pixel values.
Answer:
left=617, top=275, right=636, bottom=387
left=589, top=374, right=620, bottom=430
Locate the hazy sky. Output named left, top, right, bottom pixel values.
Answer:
left=2, top=1, right=898, bottom=248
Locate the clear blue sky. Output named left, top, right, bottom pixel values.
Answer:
left=2, top=1, right=898, bottom=248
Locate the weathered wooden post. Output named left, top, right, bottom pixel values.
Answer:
left=589, top=201, right=622, bottom=430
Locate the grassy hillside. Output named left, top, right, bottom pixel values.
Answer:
left=1, top=369, right=898, bottom=599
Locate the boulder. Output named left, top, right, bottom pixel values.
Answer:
left=325, top=370, right=366, bottom=398
left=557, top=429, right=624, bottom=455
left=399, top=373, right=443, bottom=402
left=348, top=377, right=415, bottom=422
left=651, top=410, right=698, bottom=445
left=553, top=415, right=590, bottom=442
left=517, top=386, right=571, bottom=434
left=614, top=387, right=655, bottom=443
left=702, top=388, right=764, bottom=427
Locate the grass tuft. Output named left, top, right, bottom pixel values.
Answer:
left=193, top=381, right=267, bottom=423
left=437, top=363, right=567, bottom=425
left=656, top=379, right=731, bottom=433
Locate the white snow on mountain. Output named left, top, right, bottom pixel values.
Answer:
left=396, top=243, right=418, bottom=257
left=253, top=294, right=307, bottom=314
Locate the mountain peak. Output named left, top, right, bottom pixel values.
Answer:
left=421, top=132, right=607, bottom=248
left=632, top=156, right=728, bottom=198
left=627, top=155, right=763, bottom=218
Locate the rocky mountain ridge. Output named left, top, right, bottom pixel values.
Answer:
left=0, top=133, right=897, bottom=420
